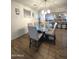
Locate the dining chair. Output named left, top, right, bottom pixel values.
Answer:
left=28, top=24, right=43, bottom=48
left=45, top=22, right=57, bottom=44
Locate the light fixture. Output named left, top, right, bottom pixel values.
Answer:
left=41, top=0, right=51, bottom=15
left=47, top=9, right=50, bottom=13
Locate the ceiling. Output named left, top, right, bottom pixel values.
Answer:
left=13, top=0, right=67, bottom=12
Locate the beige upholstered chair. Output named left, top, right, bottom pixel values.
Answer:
left=28, top=24, right=43, bottom=48
left=45, top=22, right=57, bottom=44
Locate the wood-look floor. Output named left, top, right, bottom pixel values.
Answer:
left=11, top=29, right=67, bottom=59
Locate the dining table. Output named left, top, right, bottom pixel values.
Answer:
left=37, top=27, right=55, bottom=43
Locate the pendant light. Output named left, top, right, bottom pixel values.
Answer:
left=41, top=0, right=50, bottom=15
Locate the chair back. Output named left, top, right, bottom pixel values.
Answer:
left=53, top=22, right=57, bottom=31
left=28, top=25, right=39, bottom=41
left=51, top=22, right=57, bottom=34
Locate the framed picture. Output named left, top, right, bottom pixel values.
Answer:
left=15, top=8, right=20, bottom=15
left=23, top=9, right=31, bottom=17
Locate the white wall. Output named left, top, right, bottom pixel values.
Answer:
left=11, top=0, right=37, bottom=40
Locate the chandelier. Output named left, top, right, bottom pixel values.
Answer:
left=41, top=0, right=50, bottom=15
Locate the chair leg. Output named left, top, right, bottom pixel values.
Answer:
left=29, top=39, right=39, bottom=48
left=54, top=35, right=56, bottom=45
left=36, top=41, right=39, bottom=48
left=29, top=38, right=32, bottom=48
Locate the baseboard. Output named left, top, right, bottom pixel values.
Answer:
left=11, top=34, right=27, bottom=41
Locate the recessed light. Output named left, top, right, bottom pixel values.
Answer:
left=33, top=4, right=37, bottom=6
